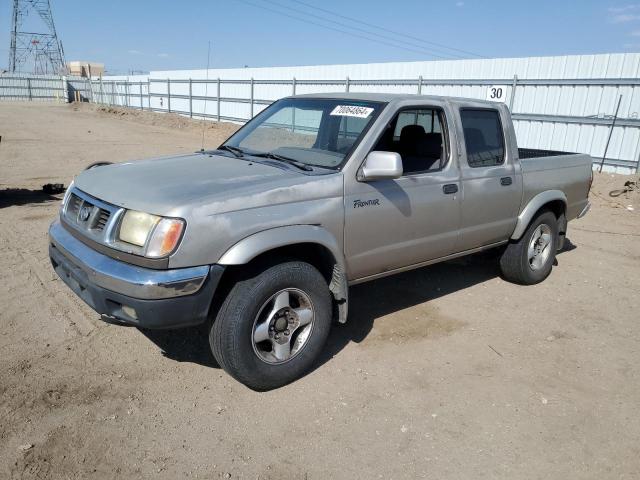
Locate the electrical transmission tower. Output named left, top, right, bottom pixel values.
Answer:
left=8, top=0, right=66, bottom=74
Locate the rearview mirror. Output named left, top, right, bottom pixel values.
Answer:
left=360, top=151, right=403, bottom=181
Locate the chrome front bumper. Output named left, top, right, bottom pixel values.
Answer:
left=49, top=219, right=222, bottom=329
left=49, top=219, right=208, bottom=300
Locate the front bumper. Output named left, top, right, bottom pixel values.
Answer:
left=49, top=219, right=223, bottom=329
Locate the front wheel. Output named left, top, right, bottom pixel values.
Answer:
left=85, top=161, right=113, bottom=170
left=499, top=210, right=558, bottom=285
left=210, top=261, right=332, bottom=390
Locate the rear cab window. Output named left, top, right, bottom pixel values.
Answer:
left=460, top=109, right=505, bottom=167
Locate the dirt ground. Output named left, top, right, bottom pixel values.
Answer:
left=1, top=102, right=639, bottom=480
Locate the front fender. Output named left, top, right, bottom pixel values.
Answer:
left=218, top=225, right=349, bottom=323
left=218, top=225, right=342, bottom=266
left=511, top=190, right=567, bottom=240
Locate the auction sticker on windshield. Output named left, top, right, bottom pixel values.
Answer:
left=330, top=105, right=374, bottom=118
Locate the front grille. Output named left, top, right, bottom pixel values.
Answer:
left=66, top=194, right=98, bottom=227
left=67, top=193, right=83, bottom=217
left=63, top=188, right=121, bottom=243
left=94, top=209, right=111, bottom=232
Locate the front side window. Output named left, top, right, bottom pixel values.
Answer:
left=374, top=108, right=447, bottom=175
left=222, top=98, right=384, bottom=169
left=393, top=110, right=442, bottom=140
left=460, top=109, right=505, bottom=167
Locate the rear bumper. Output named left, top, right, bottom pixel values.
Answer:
left=49, top=220, right=223, bottom=329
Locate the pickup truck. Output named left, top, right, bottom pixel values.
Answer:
left=49, top=93, right=592, bottom=390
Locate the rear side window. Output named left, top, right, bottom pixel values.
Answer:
left=460, top=109, right=505, bottom=167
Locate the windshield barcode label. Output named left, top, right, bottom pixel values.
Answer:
left=330, top=105, right=374, bottom=118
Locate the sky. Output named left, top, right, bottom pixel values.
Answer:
left=1, top=0, right=640, bottom=74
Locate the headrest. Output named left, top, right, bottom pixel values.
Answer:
left=417, top=132, right=442, bottom=158
left=400, top=124, right=426, bottom=144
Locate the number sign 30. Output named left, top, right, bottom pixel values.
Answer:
left=486, top=86, right=507, bottom=102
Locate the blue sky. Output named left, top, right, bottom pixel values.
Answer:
left=1, top=0, right=640, bottom=74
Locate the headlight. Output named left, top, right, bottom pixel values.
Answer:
left=118, top=210, right=185, bottom=258
left=119, top=210, right=160, bottom=246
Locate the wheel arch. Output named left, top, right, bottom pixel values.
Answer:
left=217, top=226, right=349, bottom=323
left=511, top=190, right=567, bottom=240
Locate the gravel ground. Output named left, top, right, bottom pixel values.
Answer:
left=1, top=102, right=639, bottom=480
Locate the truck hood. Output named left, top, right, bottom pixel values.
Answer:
left=73, top=153, right=340, bottom=217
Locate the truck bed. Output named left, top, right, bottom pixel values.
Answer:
left=518, top=150, right=592, bottom=222
left=518, top=148, right=576, bottom=159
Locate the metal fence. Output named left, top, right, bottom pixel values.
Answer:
left=0, top=73, right=68, bottom=101
left=0, top=73, right=93, bottom=102
left=2, top=73, right=639, bottom=173
left=92, top=76, right=640, bottom=173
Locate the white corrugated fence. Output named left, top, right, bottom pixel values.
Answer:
left=3, top=53, right=640, bottom=173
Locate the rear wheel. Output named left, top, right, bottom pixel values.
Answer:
left=500, top=210, right=558, bottom=285
left=210, top=261, right=332, bottom=390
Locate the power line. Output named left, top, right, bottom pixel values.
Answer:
left=287, top=0, right=484, bottom=59
left=236, top=0, right=448, bottom=58
left=264, top=0, right=469, bottom=60
left=234, top=0, right=457, bottom=59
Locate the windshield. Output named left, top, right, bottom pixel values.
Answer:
left=221, top=98, right=384, bottom=169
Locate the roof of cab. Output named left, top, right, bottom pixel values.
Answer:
left=288, top=91, right=498, bottom=105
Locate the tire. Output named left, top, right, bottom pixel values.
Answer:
left=85, top=161, right=112, bottom=170
left=210, top=261, right=332, bottom=390
left=500, top=210, right=558, bottom=285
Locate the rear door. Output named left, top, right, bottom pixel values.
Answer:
left=456, top=106, right=521, bottom=250
left=344, top=103, right=462, bottom=280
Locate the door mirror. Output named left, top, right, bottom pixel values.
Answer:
left=360, top=151, right=403, bottom=181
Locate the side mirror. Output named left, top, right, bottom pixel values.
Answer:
left=360, top=151, right=403, bottom=181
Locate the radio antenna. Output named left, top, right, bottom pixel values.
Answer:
left=200, top=40, right=212, bottom=151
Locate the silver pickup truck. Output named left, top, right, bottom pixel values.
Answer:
left=49, top=93, right=592, bottom=390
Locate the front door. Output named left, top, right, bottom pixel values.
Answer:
left=344, top=106, right=461, bottom=281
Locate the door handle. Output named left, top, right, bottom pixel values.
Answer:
left=443, top=184, right=458, bottom=194
left=500, top=176, right=513, bottom=186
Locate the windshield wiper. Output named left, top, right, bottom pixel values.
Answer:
left=218, top=145, right=245, bottom=158
left=251, top=152, right=313, bottom=171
